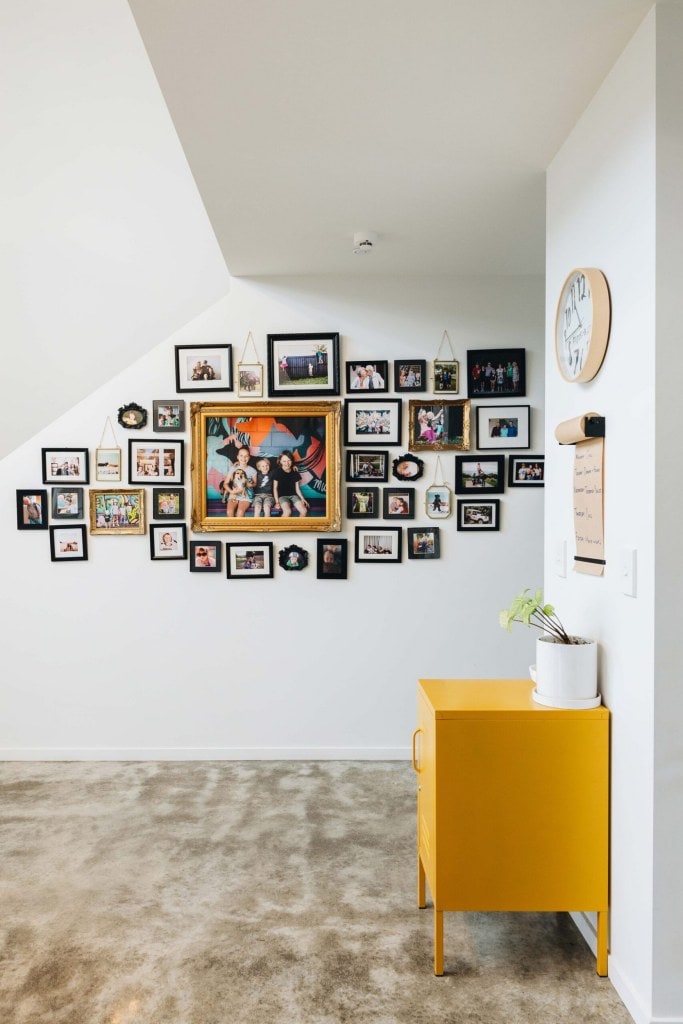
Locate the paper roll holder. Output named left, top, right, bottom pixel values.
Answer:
left=556, top=414, right=605, bottom=445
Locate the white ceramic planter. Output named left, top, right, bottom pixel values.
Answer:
left=531, top=634, right=600, bottom=709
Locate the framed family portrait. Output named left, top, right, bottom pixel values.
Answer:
left=189, top=540, right=222, bottom=572
left=237, top=363, right=264, bottom=398
left=51, top=487, right=84, bottom=519
left=150, top=523, right=187, bottom=560
left=49, top=524, right=88, bottom=562
left=434, top=360, right=459, bottom=393
left=317, top=539, right=348, bottom=580
left=226, top=542, right=274, bottom=579
left=345, top=450, right=388, bottom=482
left=175, top=344, right=233, bottom=393
left=128, top=439, right=184, bottom=485
left=190, top=401, right=341, bottom=533
left=454, top=455, right=505, bottom=494
left=394, top=360, right=426, bottom=392
left=383, top=488, right=415, bottom=519
left=467, top=348, right=526, bottom=398
left=152, top=488, right=185, bottom=519
left=343, top=399, right=402, bottom=446
left=408, top=400, right=470, bottom=451
left=16, top=489, right=48, bottom=530
left=267, top=332, right=340, bottom=398
left=42, top=448, right=89, bottom=484
left=354, top=526, right=402, bottom=563
left=508, top=455, right=544, bottom=486
left=346, top=361, right=388, bottom=393
left=96, top=448, right=122, bottom=482
left=153, top=400, right=185, bottom=432
left=346, top=486, right=379, bottom=519
left=476, top=405, right=530, bottom=450
left=407, top=527, right=440, bottom=559
left=89, top=489, right=145, bottom=535
left=457, top=498, right=500, bottom=531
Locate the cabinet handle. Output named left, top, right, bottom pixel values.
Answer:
left=411, top=728, right=421, bottom=773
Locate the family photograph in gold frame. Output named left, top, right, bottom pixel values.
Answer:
left=190, top=401, right=341, bottom=532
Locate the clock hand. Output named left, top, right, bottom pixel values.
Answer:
left=563, top=321, right=586, bottom=344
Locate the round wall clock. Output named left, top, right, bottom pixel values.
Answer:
left=555, top=268, right=611, bottom=383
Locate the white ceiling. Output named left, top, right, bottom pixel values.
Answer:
left=128, top=0, right=652, bottom=277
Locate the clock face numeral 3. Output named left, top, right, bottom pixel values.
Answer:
left=555, top=268, right=611, bottom=384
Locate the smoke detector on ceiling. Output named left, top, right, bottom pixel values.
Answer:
left=353, top=231, right=378, bottom=255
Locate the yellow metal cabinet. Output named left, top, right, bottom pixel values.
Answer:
left=412, top=678, right=609, bottom=976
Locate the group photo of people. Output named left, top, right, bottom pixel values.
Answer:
left=467, top=348, right=526, bottom=397
left=93, top=492, right=141, bottom=531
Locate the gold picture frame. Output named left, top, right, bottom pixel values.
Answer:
left=408, top=399, right=471, bottom=452
left=191, top=401, right=341, bottom=533
left=89, top=489, right=146, bottom=535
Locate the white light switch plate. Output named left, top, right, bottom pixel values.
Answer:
left=621, top=547, right=637, bottom=597
left=554, top=540, right=567, bottom=578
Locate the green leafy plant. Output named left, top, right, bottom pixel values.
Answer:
left=499, top=588, right=579, bottom=645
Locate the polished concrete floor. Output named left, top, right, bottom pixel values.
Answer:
left=1, top=761, right=634, bottom=1024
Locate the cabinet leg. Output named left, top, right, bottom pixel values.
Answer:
left=596, top=910, right=608, bottom=977
left=418, top=855, right=426, bottom=909
left=433, top=909, right=444, bottom=976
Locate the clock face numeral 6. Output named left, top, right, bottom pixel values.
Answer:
left=555, top=268, right=611, bottom=384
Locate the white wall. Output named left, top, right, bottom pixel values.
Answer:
left=0, top=273, right=544, bottom=758
left=547, top=6, right=683, bottom=1021
left=0, top=0, right=229, bottom=458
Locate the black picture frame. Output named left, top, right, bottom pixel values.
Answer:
left=392, top=453, right=424, bottom=482
left=508, top=455, right=545, bottom=487
left=49, top=524, right=88, bottom=561
left=467, top=348, right=526, bottom=398
left=394, top=359, right=427, bottom=392
left=150, top=523, right=188, bottom=560
left=16, top=489, right=48, bottom=530
left=189, top=540, right=222, bottom=573
left=278, top=544, right=308, bottom=571
left=117, top=402, right=147, bottom=429
left=316, top=539, right=348, bottom=580
left=175, top=344, right=233, bottom=393
left=382, top=487, right=415, bottom=519
left=345, top=360, right=389, bottom=393
left=153, top=400, right=186, bottom=432
left=128, top=439, right=184, bottom=485
left=226, top=542, right=275, bottom=579
left=345, top=450, right=388, bottom=482
left=51, top=486, right=84, bottom=520
left=354, top=526, right=402, bottom=563
left=456, top=499, right=501, bottom=531
left=455, top=455, right=505, bottom=494
left=346, top=486, right=380, bottom=519
left=41, top=448, right=89, bottom=485
left=267, top=332, right=340, bottom=398
left=407, top=527, right=441, bottom=559
left=343, top=399, right=403, bottom=446
left=152, top=488, right=185, bottom=520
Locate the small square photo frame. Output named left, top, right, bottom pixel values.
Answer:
left=16, top=489, right=48, bottom=530
left=475, top=405, right=530, bottom=450
left=508, top=455, right=545, bottom=487
left=150, top=524, right=187, bottom=560
left=407, top=527, right=440, bottom=559
left=175, top=344, right=233, bottom=393
left=434, top=360, right=459, bottom=393
left=96, top=447, right=122, bottom=482
left=457, top=499, right=500, bottom=531
left=354, top=526, right=402, bottom=563
left=152, top=488, right=185, bottom=519
left=267, top=332, right=340, bottom=398
left=467, top=348, right=526, bottom=398
left=153, top=400, right=186, bottom=432
left=455, top=455, right=505, bottom=494
left=50, top=524, right=88, bottom=562
left=190, top=540, right=222, bottom=572
left=344, top=399, right=403, bottom=446
left=383, top=488, right=415, bottom=519
left=42, top=448, right=89, bottom=485
left=51, top=487, right=84, bottom=519
left=394, top=360, right=427, bottom=392
left=346, top=486, right=380, bottom=519
left=316, top=539, right=348, bottom=580
left=226, top=542, right=274, bottom=579
left=346, top=361, right=388, bottom=393
left=90, top=489, right=145, bottom=535
left=237, top=363, right=264, bottom=398
left=128, top=439, right=184, bottom=484
left=408, top=400, right=470, bottom=451
left=345, top=450, right=388, bottom=482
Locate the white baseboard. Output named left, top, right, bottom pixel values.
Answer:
left=0, top=746, right=412, bottom=761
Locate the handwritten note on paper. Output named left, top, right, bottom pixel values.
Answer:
left=573, top=436, right=605, bottom=576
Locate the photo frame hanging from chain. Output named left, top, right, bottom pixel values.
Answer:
left=237, top=332, right=264, bottom=397
left=425, top=455, right=452, bottom=519
left=433, top=330, right=460, bottom=394
left=96, top=417, right=122, bottom=482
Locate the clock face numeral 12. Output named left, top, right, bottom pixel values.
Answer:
left=555, top=268, right=611, bottom=384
